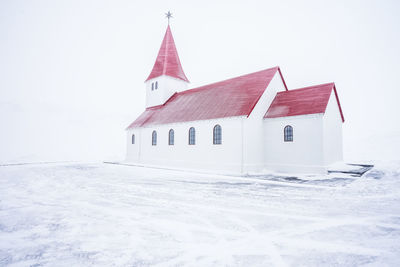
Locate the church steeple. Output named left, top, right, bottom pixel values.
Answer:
left=145, top=25, right=189, bottom=82
left=144, top=19, right=189, bottom=108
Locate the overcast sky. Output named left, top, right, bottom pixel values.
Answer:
left=0, top=0, right=399, bottom=163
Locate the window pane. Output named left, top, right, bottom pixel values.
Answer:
left=213, top=125, right=222, bottom=144
left=284, top=126, right=293, bottom=142
left=152, top=131, right=157, bottom=145
left=169, top=129, right=174, bottom=145
left=189, top=127, right=195, bottom=145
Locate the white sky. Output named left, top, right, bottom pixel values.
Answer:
left=0, top=0, right=399, bottom=163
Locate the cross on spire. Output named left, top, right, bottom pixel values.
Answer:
left=165, top=11, right=173, bottom=25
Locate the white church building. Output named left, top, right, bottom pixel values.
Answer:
left=126, top=25, right=345, bottom=174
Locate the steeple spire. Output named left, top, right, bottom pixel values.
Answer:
left=145, top=24, right=189, bottom=82
left=165, top=11, right=173, bottom=25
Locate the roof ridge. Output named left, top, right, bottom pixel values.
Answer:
left=177, top=67, right=279, bottom=96
left=162, top=25, right=170, bottom=75
left=280, top=82, right=334, bottom=93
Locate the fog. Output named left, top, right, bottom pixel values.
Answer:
left=1, top=0, right=399, bottom=163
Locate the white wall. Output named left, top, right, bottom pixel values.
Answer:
left=145, top=75, right=188, bottom=108
left=242, top=71, right=287, bottom=172
left=126, top=116, right=245, bottom=174
left=263, top=114, right=325, bottom=173
left=126, top=129, right=141, bottom=162
left=323, top=91, right=343, bottom=165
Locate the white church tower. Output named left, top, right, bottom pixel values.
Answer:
left=144, top=24, right=189, bottom=108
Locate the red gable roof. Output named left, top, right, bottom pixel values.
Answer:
left=128, top=67, right=285, bottom=128
left=145, top=25, right=189, bottom=82
left=264, top=83, right=345, bottom=122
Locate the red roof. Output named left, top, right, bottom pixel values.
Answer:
left=145, top=25, right=189, bottom=82
left=128, top=67, right=286, bottom=128
left=264, top=83, right=345, bottom=122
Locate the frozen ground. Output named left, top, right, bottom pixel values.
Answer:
left=1, top=162, right=400, bottom=266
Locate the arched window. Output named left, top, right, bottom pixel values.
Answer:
left=155, top=81, right=158, bottom=89
left=284, top=125, right=293, bottom=142
left=152, top=130, right=157, bottom=146
left=132, top=134, right=135, bottom=144
left=151, top=83, right=154, bottom=91
left=168, top=129, right=174, bottom=145
left=188, top=127, right=195, bottom=145
left=213, top=125, right=222, bottom=145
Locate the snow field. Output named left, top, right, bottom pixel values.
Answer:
left=0, top=162, right=400, bottom=266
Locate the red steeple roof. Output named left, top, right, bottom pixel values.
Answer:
left=145, top=25, right=189, bottom=82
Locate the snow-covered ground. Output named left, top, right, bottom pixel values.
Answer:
left=1, top=162, right=400, bottom=266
